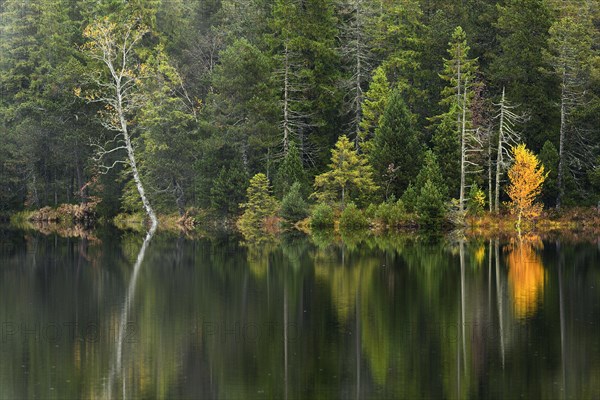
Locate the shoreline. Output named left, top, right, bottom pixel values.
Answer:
left=4, top=206, right=600, bottom=241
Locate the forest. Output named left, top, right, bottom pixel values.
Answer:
left=1, top=0, right=599, bottom=231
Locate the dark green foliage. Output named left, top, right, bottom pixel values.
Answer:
left=211, top=165, right=248, bottom=215
left=1, top=0, right=598, bottom=219
left=339, top=202, right=369, bottom=229
left=364, top=203, right=378, bottom=221
left=416, top=180, right=446, bottom=227
left=431, top=26, right=479, bottom=197
left=275, top=142, right=308, bottom=198
left=207, top=38, right=279, bottom=172
left=370, top=90, right=423, bottom=199
left=539, top=140, right=560, bottom=208
left=489, top=0, right=557, bottom=149
left=373, top=200, right=407, bottom=228
left=414, top=150, right=448, bottom=199
left=588, top=160, right=600, bottom=205
left=310, top=203, right=335, bottom=229
left=401, top=184, right=419, bottom=213
left=280, top=182, right=309, bottom=223
left=403, top=150, right=447, bottom=213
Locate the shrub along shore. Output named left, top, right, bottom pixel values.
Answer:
left=7, top=203, right=600, bottom=240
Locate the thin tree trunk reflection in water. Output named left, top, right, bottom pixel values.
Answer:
left=457, top=301, right=461, bottom=399
left=355, top=278, right=361, bottom=400
left=106, top=223, right=157, bottom=398
left=495, top=239, right=505, bottom=369
left=460, top=240, right=467, bottom=375
left=284, top=278, right=289, bottom=400
left=557, top=240, right=567, bottom=399
left=488, top=240, right=492, bottom=320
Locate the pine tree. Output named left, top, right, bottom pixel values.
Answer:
left=432, top=26, right=480, bottom=212
left=369, top=90, right=423, bottom=199
left=359, top=65, right=391, bottom=148
left=545, top=2, right=595, bottom=209
left=269, top=0, right=341, bottom=163
left=280, top=181, right=309, bottom=222
left=414, top=150, right=448, bottom=199
left=415, top=179, right=446, bottom=227
left=239, top=173, right=279, bottom=228
left=274, top=142, right=308, bottom=198
left=370, top=0, right=425, bottom=109
left=211, top=164, right=248, bottom=215
left=538, top=140, right=559, bottom=208
left=312, top=135, right=378, bottom=207
left=490, top=0, right=555, bottom=149
left=0, top=0, right=93, bottom=209
left=337, top=0, right=376, bottom=145
left=207, top=38, right=279, bottom=172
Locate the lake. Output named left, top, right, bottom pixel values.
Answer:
left=1, top=226, right=599, bottom=399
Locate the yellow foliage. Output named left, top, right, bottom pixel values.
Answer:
left=506, top=235, right=546, bottom=319
left=506, top=144, right=547, bottom=226
left=474, top=245, right=486, bottom=265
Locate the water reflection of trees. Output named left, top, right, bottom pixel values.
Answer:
left=505, top=235, right=546, bottom=319
left=1, top=229, right=600, bottom=399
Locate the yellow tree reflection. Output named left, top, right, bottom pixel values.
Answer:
left=505, top=235, right=546, bottom=319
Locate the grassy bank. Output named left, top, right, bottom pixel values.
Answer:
left=5, top=205, right=600, bottom=240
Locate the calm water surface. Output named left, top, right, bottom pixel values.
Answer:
left=1, top=227, right=599, bottom=399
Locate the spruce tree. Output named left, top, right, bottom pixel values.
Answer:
left=432, top=26, right=480, bottom=212
left=359, top=66, right=391, bottom=149
left=280, top=181, right=309, bottom=222
left=415, top=179, right=446, bottom=227
left=545, top=2, right=595, bottom=209
left=239, top=173, right=279, bottom=228
left=414, top=150, right=448, bottom=199
left=274, top=142, right=308, bottom=198
left=211, top=164, right=248, bottom=215
left=369, top=90, right=423, bottom=199
left=490, top=0, right=555, bottom=149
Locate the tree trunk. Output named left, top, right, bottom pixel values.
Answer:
left=354, top=1, right=363, bottom=150
left=283, top=42, right=290, bottom=155
left=494, top=87, right=506, bottom=213
left=488, top=131, right=493, bottom=212
left=556, top=78, right=566, bottom=210
left=117, top=90, right=158, bottom=230
left=174, top=179, right=186, bottom=216
left=459, top=81, right=468, bottom=213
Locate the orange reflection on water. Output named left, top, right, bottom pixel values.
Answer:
left=506, top=236, right=546, bottom=319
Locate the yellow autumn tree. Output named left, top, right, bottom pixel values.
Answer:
left=506, top=144, right=547, bottom=229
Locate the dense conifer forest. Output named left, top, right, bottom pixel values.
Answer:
left=1, top=0, right=599, bottom=229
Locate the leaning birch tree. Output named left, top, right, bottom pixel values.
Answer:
left=78, top=17, right=158, bottom=229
